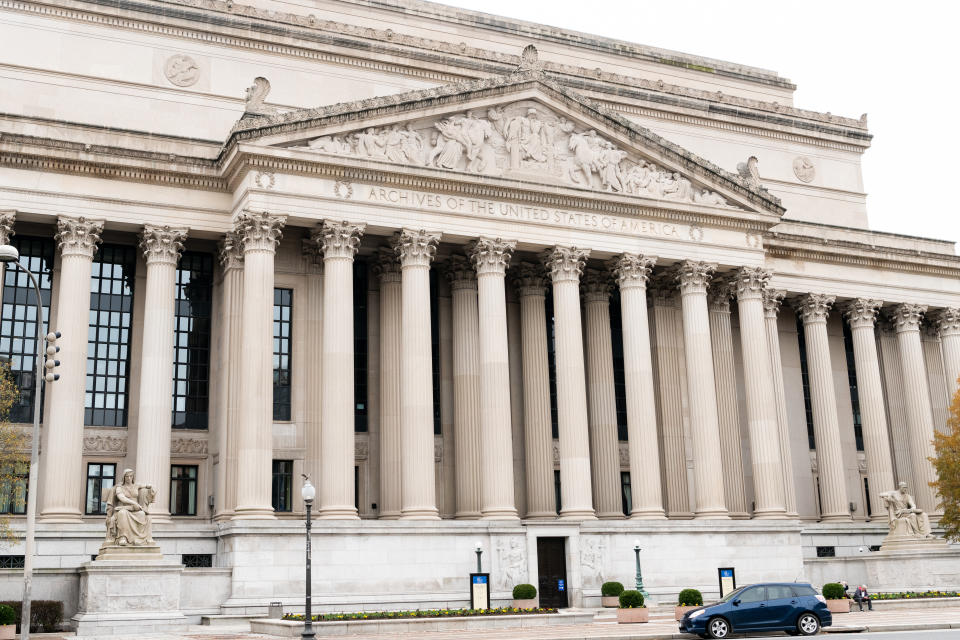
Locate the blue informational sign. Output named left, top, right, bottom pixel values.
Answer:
left=558, top=579, right=565, bottom=592
left=720, top=569, right=733, bottom=578
left=472, top=575, right=488, bottom=585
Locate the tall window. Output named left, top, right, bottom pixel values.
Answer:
left=172, top=252, right=213, bottom=430
left=621, top=471, right=632, bottom=516
left=554, top=469, right=561, bottom=514
left=170, top=465, right=198, bottom=516
left=354, top=261, right=369, bottom=433
left=610, top=292, right=628, bottom=441
left=271, top=460, right=293, bottom=512
left=430, top=270, right=441, bottom=435
left=546, top=293, right=559, bottom=439
left=273, top=288, right=293, bottom=421
left=85, top=463, right=116, bottom=515
left=0, top=236, right=54, bottom=423
left=0, top=461, right=28, bottom=515
left=841, top=321, right=865, bottom=451
left=795, top=316, right=816, bottom=449
left=86, top=244, right=136, bottom=427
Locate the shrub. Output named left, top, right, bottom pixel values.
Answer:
left=822, top=583, right=846, bottom=600
left=0, top=600, right=63, bottom=632
left=0, top=604, right=14, bottom=626
left=601, top=581, right=624, bottom=597
left=678, top=588, right=703, bottom=606
left=512, top=583, right=537, bottom=600
left=619, top=590, right=644, bottom=609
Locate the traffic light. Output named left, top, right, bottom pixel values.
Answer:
left=44, top=331, right=61, bottom=382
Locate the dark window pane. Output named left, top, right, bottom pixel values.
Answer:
left=430, top=269, right=441, bottom=435
left=271, top=460, right=293, bottom=512
left=273, top=289, right=293, bottom=421
left=170, top=464, right=198, bottom=516
left=796, top=315, right=816, bottom=449
left=85, top=462, right=116, bottom=515
left=610, top=291, right=628, bottom=441
left=172, top=253, right=213, bottom=430
left=0, top=461, right=28, bottom=515
left=842, top=320, right=864, bottom=452
left=354, top=261, right=369, bottom=433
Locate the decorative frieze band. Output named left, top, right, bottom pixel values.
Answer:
left=469, top=237, right=516, bottom=276
left=393, top=228, right=440, bottom=268
left=233, top=210, right=286, bottom=253
left=609, top=253, right=656, bottom=290
left=171, top=438, right=209, bottom=456
left=843, top=298, right=883, bottom=329
left=541, top=246, right=589, bottom=284
left=83, top=434, right=126, bottom=456
left=56, top=216, right=104, bottom=258
left=139, top=225, right=187, bottom=266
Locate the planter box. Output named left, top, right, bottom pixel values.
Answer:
left=827, top=599, right=850, bottom=613
left=601, top=596, right=620, bottom=608
left=616, top=608, right=649, bottom=624
left=512, top=599, right=537, bottom=609
left=0, top=625, right=14, bottom=640
left=675, top=605, right=699, bottom=620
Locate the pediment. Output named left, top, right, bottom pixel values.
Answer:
left=228, top=71, right=784, bottom=216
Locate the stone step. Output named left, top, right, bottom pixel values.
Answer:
left=199, top=614, right=263, bottom=629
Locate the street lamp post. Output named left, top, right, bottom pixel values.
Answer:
left=475, top=541, right=483, bottom=573
left=0, top=244, right=59, bottom=640
left=301, top=475, right=316, bottom=640
left=632, top=540, right=647, bottom=598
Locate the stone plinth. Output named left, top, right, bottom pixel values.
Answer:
left=73, top=559, right=187, bottom=636
left=95, top=543, right=162, bottom=561
left=879, top=535, right=948, bottom=553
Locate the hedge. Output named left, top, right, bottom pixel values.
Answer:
left=619, top=590, right=644, bottom=609
left=283, top=607, right=558, bottom=621
left=822, top=583, right=846, bottom=600
left=512, top=584, right=537, bottom=599
left=601, top=581, right=624, bottom=597
left=0, top=604, right=14, bottom=626
left=0, top=601, right=63, bottom=633
left=678, top=588, right=703, bottom=606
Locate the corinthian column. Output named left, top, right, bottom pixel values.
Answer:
left=733, top=268, right=786, bottom=518
left=763, top=289, right=798, bottom=517
left=892, top=303, right=938, bottom=512
left=676, top=261, right=728, bottom=518
left=610, top=254, right=664, bottom=518
left=581, top=269, right=622, bottom=519
left=373, top=247, right=402, bottom=518
left=515, top=263, right=555, bottom=519
left=233, top=210, right=285, bottom=519
left=40, top=217, right=103, bottom=521
left=446, top=254, right=482, bottom=519
left=470, top=237, right=518, bottom=519
left=315, top=220, right=365, bottom=518
left=936, top=308, right=960, bottom=399
left=843, top=299, right=896, bottom=514
left=792, top=293, right=850, bottom=521
left=708, top=278, right=748, bottom=518
left=394, top=229, right=441, bottom=519
left=541, top=246, right=595, bottom=519
left=134, top=224, right=187, bottom=523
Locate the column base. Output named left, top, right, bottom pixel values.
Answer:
left=525, top=511, right=559, bottom=520
left=728, top=511, right=751, bottom=520
left=316, top=507, right=360, bottom=519
left=597, top=511, right=626, bottom=520
left=559, top=509, right=596, bottom=520
left=752, top=509, right=788, bottom=520
left=481, top=510, right=519, bottom=520
left=455, top=511, right=483, bottom=520
left=694, top=509, right=730, bottom=519
left=820, top=513, right=853, bottom=522
left=231, top=506, right=277, bottom=520
left=629, top=510, right=666, bottom=520
left=38, top=509, right=83, bottom=523
left=378, top=512, right=402, bottom=520
left=399, top=509, right=440, bottom=520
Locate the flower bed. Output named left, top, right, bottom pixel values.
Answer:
left=873, top=591, right=960, bottom=600
left=282, top=606, right=557, bottom=622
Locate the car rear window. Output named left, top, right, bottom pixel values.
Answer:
left=767, top=585, right=795, bottom=600
left=792, top=585, right=816, bottom=597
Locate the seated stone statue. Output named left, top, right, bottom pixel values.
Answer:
left=879, top=481, right=933, bottom=539
left=103, top=468, right=156, bottom=547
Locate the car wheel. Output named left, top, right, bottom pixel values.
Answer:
left=797, top=612, right=821, bottom=636
left=707, top=616, right=731, bottom=639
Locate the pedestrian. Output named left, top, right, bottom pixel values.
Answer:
left=853, top=584, right=873, bottom=611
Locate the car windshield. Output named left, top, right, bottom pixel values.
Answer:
left=718, top=586, right=747, bottom=603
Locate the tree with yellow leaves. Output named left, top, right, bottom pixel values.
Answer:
left=932, top=379, right=960, bottom=542
left=0, top=364, right=24, bottom=542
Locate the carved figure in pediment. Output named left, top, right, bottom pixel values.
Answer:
left=663, top=172, right=695, bottom=202
left=694, top=188, right=728, bottom=206
left=308, top=135, right=351, bottom=154
left=429, top=124, right=464, bottom=169
left=598, top=143, right=628, bottom=192
left=400, top=124, right=425, bottom=165
left=568, top=129, right=603, bottom=187
left=354, top=128, right=386, bottom=158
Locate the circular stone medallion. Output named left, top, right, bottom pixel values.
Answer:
left=792, top=156, right=816, bottom=183
left=164, top=54, right=201, bottom=87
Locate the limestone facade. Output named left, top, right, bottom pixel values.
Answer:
left=0, top=0, right=958, bottom=623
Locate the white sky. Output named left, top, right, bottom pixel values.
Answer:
left=439, top=0, right=960, bottom=244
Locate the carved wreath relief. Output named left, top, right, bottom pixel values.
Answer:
left=163, top=54, right=200, bottom=87
left=295, top=100, right=737, bottom=208
left=792, top=156, right=816, bottom=183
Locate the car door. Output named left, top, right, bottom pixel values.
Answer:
left=728, top=585, right=767, bottom=630
left=762, top=585, right=798, bottom=629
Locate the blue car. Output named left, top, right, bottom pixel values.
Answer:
left=679, top=582, right=832, bottom=638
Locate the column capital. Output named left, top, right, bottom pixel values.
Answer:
left=469, top=237, right=516, bottom=276
left=300, top=236, right=324, bottom=275
left=733, top=266, right=772, bottom=301
left=676, top=260, right=717, bottom=295
left=234, top=210, right=286, bottom=254
left=393, top=228, right=440, bottom=268
left=513, top=262, right=548, bottom=298
left=791, top=293, right=835, bottom=324
left=892, top=303, right=927, bottom=333
left=0, top=210, right=15, bottom=246
left=609, top=253, right=656, bottom=290
left=139, top=224, right=187, bottom=266
left=707, top=277, right=735, bottom=313
left=581, top=269, right=611, bottom=303
left=372, top=245, right=401, bottom=284
left=935, top=308, right=960, bottom=337
left=56, top=216, right=104, bottom=258
left=648, top=272, right=680, bottom=307
left=444, top=253, right=476, bottom=291
left=762, top=288, right=786, bottom=319
left=218, top=232, right=244, bottom=271
left=541, top=245, right=589, bottom=284
left=843, top=298, right=883, bottom=330
left=316, top=219, right=366, bottom=261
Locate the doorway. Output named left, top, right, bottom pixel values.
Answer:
left=536, top=537, right=568, bottom=609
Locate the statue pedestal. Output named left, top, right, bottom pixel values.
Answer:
left=880, top=534, right=949, bottom=553
left=72, top=559, right=188, bottom=636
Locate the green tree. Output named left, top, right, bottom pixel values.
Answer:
left=932, top=377, right=960, bottom=542
left=0, top=364, right=25, bottom=542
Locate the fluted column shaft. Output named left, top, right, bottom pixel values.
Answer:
left=582, top=270, right=622, bottom=519
left=734, top=268, right=786, bottom=518
left=893, top=303, right=939, bottom=512
left=214, top=236, right=244, bottom=518
left=542, top=246, right=595, bottom=519
left=708, top=282, right=748, bottom=518
left=40, top=217, right=103, bottom=521
left=937, top=309, right=960, bottom=399
left=395, top=229, right=441, bottom=519
left=447, top=255, right=482, bottom=518
left=763, top=290, right=798, bottom=517
left=374, top=249, right=402, bottom=518
left=611, top=255, right=664, bottom=518
left=316, top=220, right=365, bottom=518
left=676, top=261, right=728, bottom=518
left=794, top=294, right=850, bottom=521
left=300, top=239, right=324, bottom=514
left=471, top=237, right=518, bottom=519
left=516, top=264, right=555, bottom=519
left=134, top=225, right=187, bottom=523
left=233, top=211, right=285, bottom=519
left=844, top=299, right=896, bottom=515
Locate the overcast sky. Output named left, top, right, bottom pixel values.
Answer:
left=440, top=0, right=960, bottom=245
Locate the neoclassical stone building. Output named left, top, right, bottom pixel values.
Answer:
left=0, top=0, right=958, bottom=621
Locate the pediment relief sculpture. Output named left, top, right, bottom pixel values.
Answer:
left=292, top=100, right=739, bottom=209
